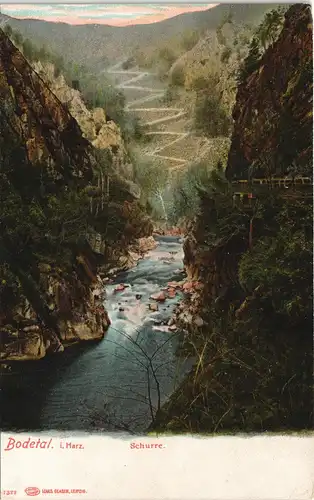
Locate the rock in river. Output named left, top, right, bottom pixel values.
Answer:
left=148, top=303, right=159, bottom=312
left=167, top=288, right=176, bottom=298
left=150, top=291, right=167, bottom=302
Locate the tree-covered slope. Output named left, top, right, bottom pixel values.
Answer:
left=150, top=4, right=313, bottom=434
left=226, top=3, right=313, bottom=180
left=0, top=4, right=280, bottom=69
left=0, top=30, right=152, bottom=362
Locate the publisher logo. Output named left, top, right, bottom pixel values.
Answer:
left=25, top=487, right=41, bottom=496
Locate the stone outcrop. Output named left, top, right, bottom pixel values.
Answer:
left=0, top=31, right=93, bottom=182
left=33, top=61, right=142, bottom=203
left=0, top=30, right=151, bottom=362
left=0, top=266, right=110, bottom=362
left=33, top=61, right=134, bottom=182
left=226, top=4, right=313, bottom=180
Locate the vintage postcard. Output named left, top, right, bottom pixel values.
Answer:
left=0, top=1, right=313, bottom=499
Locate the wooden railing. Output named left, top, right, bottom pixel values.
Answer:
left=232, top=177, right=312, bottom=188
left=232, top=176, right=312, bottom=208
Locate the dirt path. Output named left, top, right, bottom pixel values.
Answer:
left=107, top=61, right=189, bottom=167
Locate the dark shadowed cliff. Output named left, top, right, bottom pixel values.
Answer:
left=0, top=29, right=93, bottom=181
left=0, top=30, right=152, bottom=362
left=226, top=3, right=313, bottom=180
left=151, top=4, right=313, bottom=434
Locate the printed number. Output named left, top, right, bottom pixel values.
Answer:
left=2, top=491, right=17, bottom=496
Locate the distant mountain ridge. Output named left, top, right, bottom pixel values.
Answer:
left=0, top=4, right=278, bottom=69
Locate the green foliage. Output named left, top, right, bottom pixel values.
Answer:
left=81, top=75, right=125, bottom=122
left=11, top=29, right=23, bottom=46
left=58, top=61, right=126, bottom=126
left=239, top=201, right=313, bottom=324
left=187, top=58, right=235, bottom=134
left=180, top=30, right=200, bottom=51
left=61, top=63, right=145, bottom=142
left=53, top=55, right=65, bottom=77
left=121, top=115, right=147, bottom=144
left=190, top=76, right=210, bottom=92
left=132, top=153, right=169, bottom=218
left=22, top=38, right=34, bottom=60
left=0, top=170, right=91, bottom=273
left=156, top=179, right=312, bottom=432
left=216, top=26, right=226, bottom=46
left=237, top=36, right=262, bottom=84
left=0, top=264, right=22, bottom=311
left=1, top=104, right=91, bottom=274
left=235, top=6, right=287, bottom=84
left=170, top=64, right=185, bottom=87
left=237, top=6, right=286, bottom=84
left=37, top=45, right=49, bottom=62
left=255, top=7, right=286, bottom=50
left=237, top=31, right=250, bottom=46
left=93, top=148, right=112, bottom=174
left=132, top=47, right=154, bottom=70
left=215, top=11, right=234, bottom=46
left=160, top=86, right=178, bottom=105
left=133, top=156, right=168, bottom=198
left=221, top=46, right=232, bottom=63
left=150, top=5, right=311, bottom=433
left=224, top=10, right=234, bottom=25
left=169, top=164, right=206, bottom=222
left=168, top=153, right=230, bottom=224
left=194, top=90, right=231, bottom=137
left=158, top=47, right=176, bottom=68
left=4, top=28, right=132, bottom=138
left=3, top=24, right=12, bottom=37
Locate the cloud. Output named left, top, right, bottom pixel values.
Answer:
left=0, top=3, right=215, bottom=26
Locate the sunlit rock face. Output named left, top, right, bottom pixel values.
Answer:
left=0, top=31, right=94, bottom=182
left=33, top=60, right=134, bottom=180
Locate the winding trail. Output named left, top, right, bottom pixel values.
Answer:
left=107, top=61, right=189, bottom=167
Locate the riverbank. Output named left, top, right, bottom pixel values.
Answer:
left=1, top=236, right=191, bottom=432
left=0, top=235, right=159, bottom=366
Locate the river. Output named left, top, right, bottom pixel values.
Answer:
left=1, top=236, right=190, bottom=433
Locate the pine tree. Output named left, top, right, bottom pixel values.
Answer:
left=256, top=8, right=286, bottom=50
left=237, top=37, right=262, bottom=84
left=11, top=30, right=23, bottom=46
left=3, top=24, right=13, bottom=37
left=22, top=39, right=34, bottom=60
left=38, top=45, right=49, bottom=62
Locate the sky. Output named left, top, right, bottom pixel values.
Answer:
left=0, top=4, right=216, bottom=26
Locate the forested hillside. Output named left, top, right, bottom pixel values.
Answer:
left=151, top=3, right=313, bottom=433
left=0, top=29, right=152, bottom=361
left=0, top=4, right=279, bottom=69
left=1, top=3, right=312, bottom=435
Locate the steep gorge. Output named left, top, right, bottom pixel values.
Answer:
left=0, top=4, right=312, bottom=434
left=0, top=30, right=153, bottom=362
left=151, top=4, right=313, bottom=433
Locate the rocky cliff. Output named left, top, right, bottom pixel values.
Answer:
left=0, top=30, right=152, bottom=362
left=181, top=3, right=313, bottom=313
left=151, top=4, right=313, bottom=433
left=33, top=62, right=135, bottom=182
left=226, top=3, right=313, bottom=180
